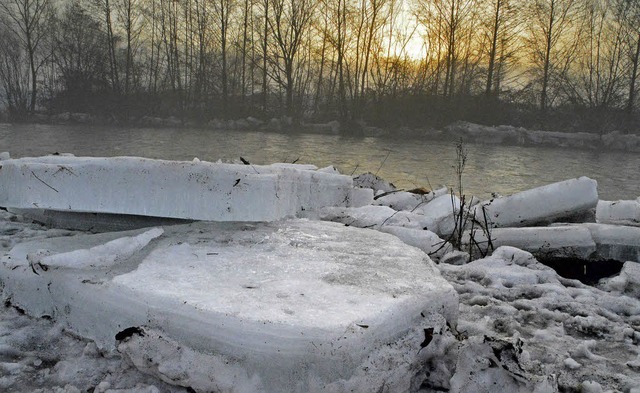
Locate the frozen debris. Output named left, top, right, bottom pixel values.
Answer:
left=316, top=165, right=340, bottom=174
left=440, top=250, right=470, bottom=266
left=378, top=226, right=452, bottom=260
left=448, top=337, right=557, bottom=393
left=600, top=261, right=640, bottom=297
left=432, top=187, right=450, bottom=198
left=412, top=194, right=461, bottom=236
left=444, top=121, right=640, bottom=152
left=473, top=177, right=598, bottom=228
left=348, top=187, right=374, bottom=207
left=0, top=156, right=353, bottom=222
left=564, top=358, right=581, bottom=369
left=0, top=219, right=458, bottom=392
left=596, top=198, right=640, bottom=227
left=320, top=205, right=400, bottom=228
left=32, top=228, right=163, bottom=270
left=373, top=190, right=436, bottom=211
left=579, top=380, right=604, bottom=393
left=601, top=131, right=640, bottom=152
left=352, top=172, right=396, bottom=193
left=445, top=121, right=527, bottom=145
left=319, top=205, right=449, bottom=234
left=0, top=152, right=10, bottom=160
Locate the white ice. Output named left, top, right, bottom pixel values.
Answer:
left=464, top=225, right=597, bottom=259
left=320, top=194, right=459, bottom=236
left=1, top=218, right=458, bottom=392
left=2, top=158, right=640, bottom=392
left=0, top=156, right=354, bottom=222
left=473, top=177, right=598, bottom=228
left=596, top=198, right=640, bottom=227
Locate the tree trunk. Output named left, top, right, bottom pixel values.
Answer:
left=486, top=0, right=501, bottom=97
left=628, top=32, right=640, bottom=113
left=540, top=0, right=556, bottom=112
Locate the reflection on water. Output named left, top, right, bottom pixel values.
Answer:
left=1, top=123, right=638, bottom=200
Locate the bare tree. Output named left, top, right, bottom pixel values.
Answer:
left=482, top=0, right=519, bottom=98
left=415, top=0, right=478, bottom=98
left=52, top=2, right=109, bottom=111
left=0, top=19, right=29, bottom=118
left=569, top=0, right=625, bottom=109
left=616, top=0, right=640, bottom=113
left=267, top=0, right=315, bottom=117
left=524, top=0, right=580, bottom=111
left=0, top=0, right=51, bottom=112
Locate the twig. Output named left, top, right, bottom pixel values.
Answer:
left=380, top=210, right=401, bottom=227
left=350, top=164, right=360, bottom=176
left=373, top=189, right=405, bottom=200
left=31, top=171, right=58, bottom=193
left=375, top=150, right=391, bottom=176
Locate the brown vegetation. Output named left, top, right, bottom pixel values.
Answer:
left=0, top=0, right=639, bottom=133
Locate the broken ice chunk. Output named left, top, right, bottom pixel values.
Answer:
left=473, top=177, right=598, bottom=228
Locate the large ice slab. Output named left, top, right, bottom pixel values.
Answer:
left=473, top=177, right=598, bottom=228
left=465, top=226, right=597, bottom=260
left=465, top=223, right=640, bottom=263
left=0, top=156, right=354, bottom=222
left=0, top=219, right=458, bottom=392
left=583, top=223, right=640, bottom=262
left=596, top=199, right=640, bottom=227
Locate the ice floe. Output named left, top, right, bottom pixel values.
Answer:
left=473, top=177, right=598, bottom=228
left=0, top=156, right=354, bottom=222
left=1, top=219, right=457, bottom=392
left=1, top=155, right=640, bottom=392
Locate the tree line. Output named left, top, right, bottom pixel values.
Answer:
left=0, top=0, right=639, bottom=133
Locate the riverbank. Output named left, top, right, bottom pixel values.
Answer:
left=6, top=110, right=640, bottom=153
left=0, top=156, right=639, bottom=392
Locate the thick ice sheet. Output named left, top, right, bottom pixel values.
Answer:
left=466, top=223, right=640, bottom=262
left=0, top=156, right=354, bottom=221
left=0, top=219, right=457, bottom=392
left=596, top=199, right=640, bottom=227
left=474, top=177, right=598, bottom=228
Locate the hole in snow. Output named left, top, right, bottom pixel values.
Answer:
left=538, top=258, right=624, bottom=286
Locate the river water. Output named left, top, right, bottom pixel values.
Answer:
left=1, top=123, right=639, bottom=200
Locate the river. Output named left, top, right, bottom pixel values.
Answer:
left=1, top=122, right=639, bottom=200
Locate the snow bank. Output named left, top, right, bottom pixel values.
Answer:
left=473, top=177, right=598, bottom=228
left=1, top=219, right=458, bottom=392
left=601, top=261, right=640, bottom=297
left=0, top=156, right=354, bottom=222
left=438, top=246, right=640, bottom=391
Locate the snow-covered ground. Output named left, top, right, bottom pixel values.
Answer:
left=1, top=156, right=640, bottom=392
